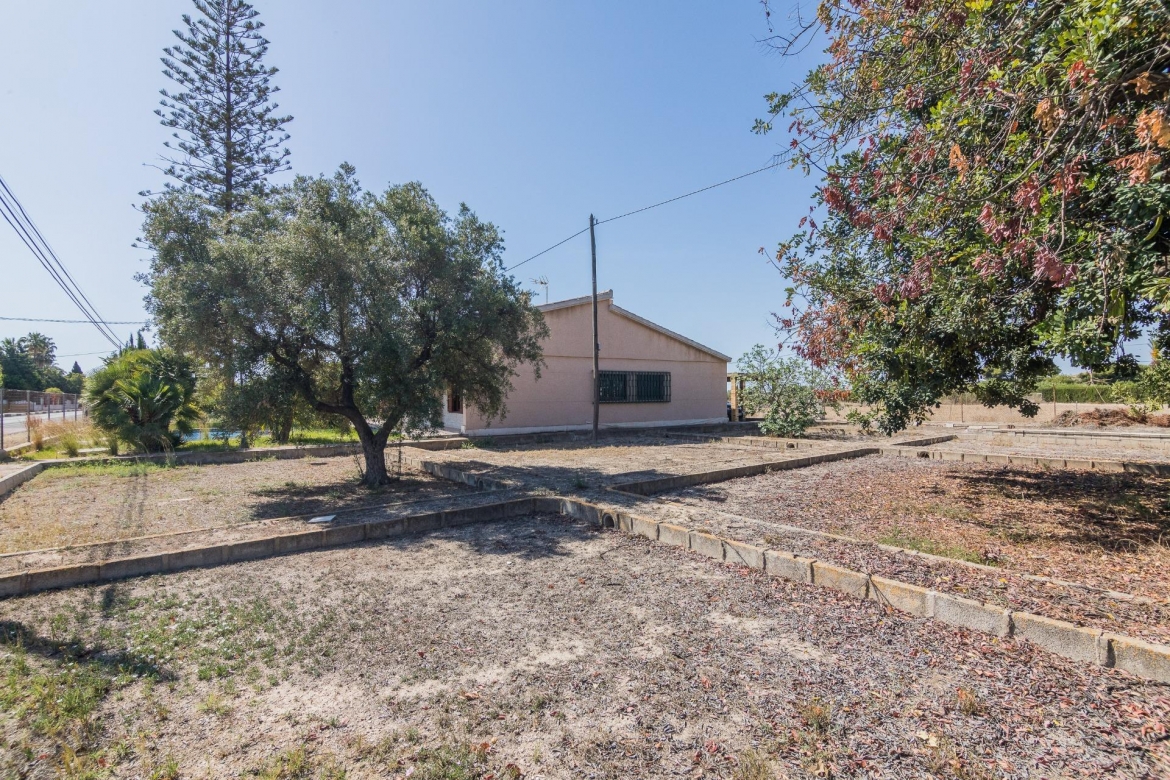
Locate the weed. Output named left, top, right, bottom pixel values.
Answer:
left=59, top=433, right=82, bottom=458
left=0, top=649, right=111, bottom=740
left=111, top=739, right=133, bottom=763
left=405, top=726, right=422, bottom=744
left=149, top=755, right=181, bottom=779
left=259, top=745, right=313, bottom=779
left=878, top=526, right=996, bottom=566
left=29, top=418, right=46, bottom=450
left=956, top=687, right=984, bottom=716
left=734, top=749, right=776, bottom=780
left=197, top=691, right=232, bottom=717
left=572, top=476, right=589, bottom=490
left=923, top=735, right=993, bottom=780
left=798, top=696, right=832, bottom=737
left=408, top=744, right=488, bottom=780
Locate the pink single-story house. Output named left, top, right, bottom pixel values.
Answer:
left=442, top=290, right=730, bottom=436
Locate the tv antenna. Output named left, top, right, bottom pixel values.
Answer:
left=531, top=276, right=550, bottom=304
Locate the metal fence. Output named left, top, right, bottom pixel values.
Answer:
left=1, top=388, right=86, bottom=450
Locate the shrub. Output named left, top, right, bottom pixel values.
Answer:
left=27, top=418, right=45, bottom=451
left=59, top=433, right=81, bottom=458
left=736, top=344, right=840, bottom=438
left=85, top=349, right=199, bottom=453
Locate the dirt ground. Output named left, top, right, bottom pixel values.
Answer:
left=408, top=435, right=852, bottom=493
left=0, top=455, right=475, bottom=557
left=650, top=457, right=1170, bottom=637
left=1, top=514, right=1166, bottom=780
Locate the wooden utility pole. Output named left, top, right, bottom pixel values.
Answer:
left=590, top=214, right=600, bottom=440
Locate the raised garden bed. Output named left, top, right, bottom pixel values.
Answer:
left=1, top=514, right=1165, bottom=779
left=658, top=456, right=1170, bottom=602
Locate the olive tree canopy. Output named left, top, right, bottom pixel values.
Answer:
left=141, top=165, right=547, bottom=484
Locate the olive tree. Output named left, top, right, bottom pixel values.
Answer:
left=141, top=165, right=547, bottom=485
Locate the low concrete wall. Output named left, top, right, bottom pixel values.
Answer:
left=590, top=506, right=1170, bottom=683
left=0, top=464, right=44, bottom=499
left=25, top=438, right=466, bottom=470
left=662, top=432, right=821, bottom=451
left=881, top=447, right=1170, bottom=476
left=0, top=497, right=543, bottom=600
left=964, top=428, right=1170, bottom=454
left=609, top=447, right=881, bottom=496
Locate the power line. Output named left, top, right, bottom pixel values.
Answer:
left=0, top=179, right=122, bottom=347
left=505, top=155, right=789, bottom=273
left=595, top=158, right=787, bottom=226
left=505, top=226, right=591, bottom=272
left=0, top=316, right=147, bottom=324
left=0, top=200, right=118, bottom=347
left=0, top=174, right=122, bottom=347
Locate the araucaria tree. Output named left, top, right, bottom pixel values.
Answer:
left=141, top=166, right=547, bottom=485
left=759, top=0, right=1170, bottom=433
left=157, top=0, right=291, bottom=213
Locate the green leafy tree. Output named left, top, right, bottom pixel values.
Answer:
left=141, top=165, right=547, bottom=485
left=204, top=362, right=319, bottom=445
left=86, top=350, right=199, bottom=452
left=156, top=0, right=291, bottom=213
left=759, top=0, right=1170, bottom=433
left=0, top=338, right=38, bottom=391
left=736, top=344, right=838, bottom=437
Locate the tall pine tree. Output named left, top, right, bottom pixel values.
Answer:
left=156, top=0, right=291, bottom=213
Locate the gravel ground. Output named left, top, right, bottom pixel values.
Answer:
left=928, top=437, right=1170, bottom=464
left=654, top=456, right=1170, bottom=604
left=0, top=455, right=474, bottom=555
left=1, top=515, right=1166, bottom=779
left=409, top=435, right=849, bottom=493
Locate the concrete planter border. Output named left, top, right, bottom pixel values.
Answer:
left=1, top=490, right=1167, bottom=682
left=608, top=446, right=882, bottom=496
left=3, top=435, right=1168, bottom=683
left=601, top=510, right=1170, bottom=682
left=0, top=463, right=44, bottom=500
left=881, top=446, right=1170, bottom=476
left=0, top=446, right=495, bottom=503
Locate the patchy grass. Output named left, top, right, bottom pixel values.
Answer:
left=878, top=526, right=996, bottom=566
left=0, top=455, right=472, bottom=556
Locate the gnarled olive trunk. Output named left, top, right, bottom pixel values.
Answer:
left=358, top=434, right=393, bottom=487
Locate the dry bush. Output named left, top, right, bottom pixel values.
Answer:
left=38, top=420, right=98, bottom=456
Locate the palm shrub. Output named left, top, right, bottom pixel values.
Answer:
left=86, top=350, right=199, bottom=453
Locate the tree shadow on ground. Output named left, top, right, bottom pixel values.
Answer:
left=949, top=467, right=1170, bottom=550
left=387, top=514, right=600, bottom=562
left=246, top=472, right=472, bottom=520
left=429, top=457, right=689, bottom=493
left=0, top=606, right=174, bottom=682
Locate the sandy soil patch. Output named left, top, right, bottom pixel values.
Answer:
left=1, top=515, right=1166, bottom=779
left=0, top=454, right=474, bottom=555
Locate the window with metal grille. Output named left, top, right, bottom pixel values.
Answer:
left=597, top=371, right=671, bottom=403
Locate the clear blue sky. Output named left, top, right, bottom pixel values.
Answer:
left=1, top=2, right=823, bottom=372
